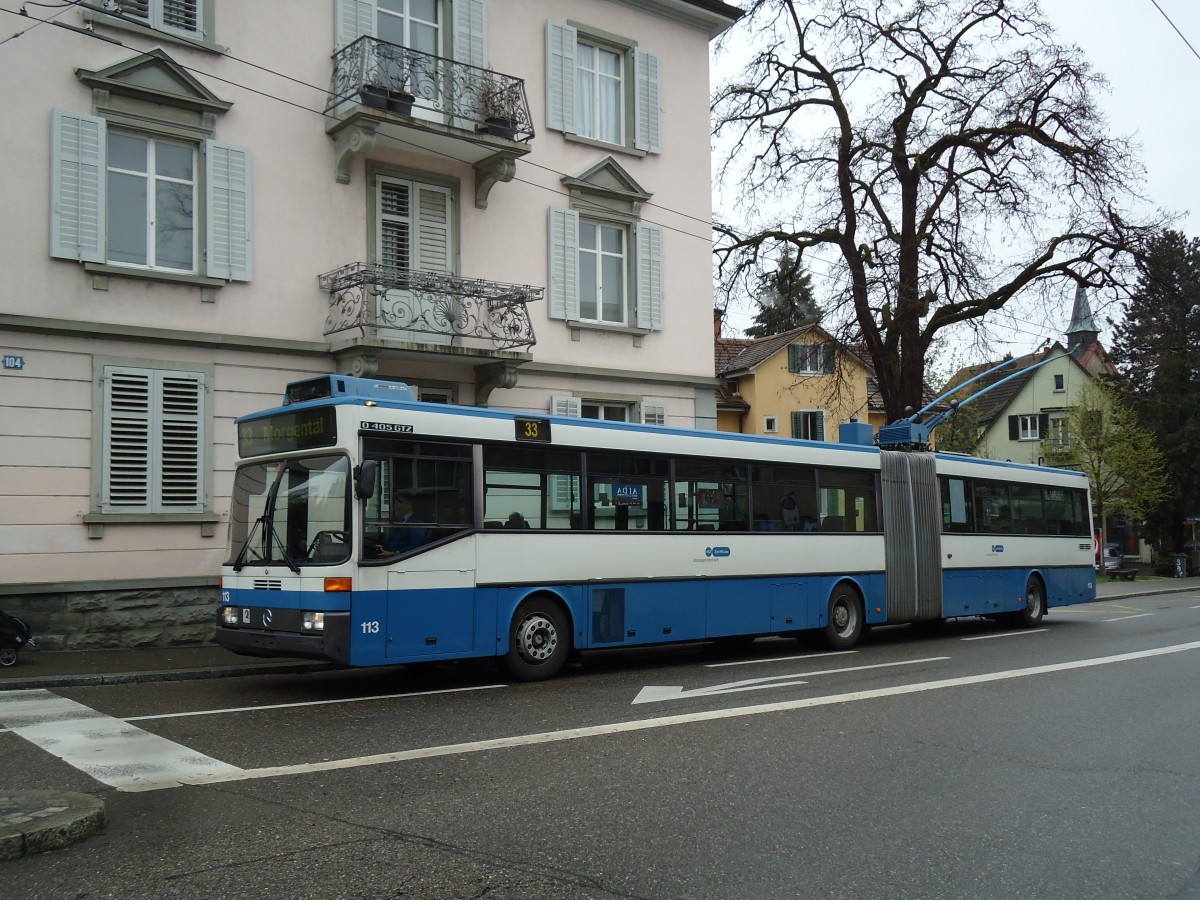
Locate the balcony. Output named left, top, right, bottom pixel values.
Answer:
left=326, top=36, right=534, bottom=207
left=321, top=262, right=539, bottom=351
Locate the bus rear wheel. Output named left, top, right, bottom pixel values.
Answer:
left=824, top=584, right=864, bottom=651
left=502, top=596, right=571, bottom=681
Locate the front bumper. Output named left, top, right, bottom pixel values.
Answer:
left=215, top=610, right=351, bottom=664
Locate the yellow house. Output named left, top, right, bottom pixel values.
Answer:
left=715, top=322, right=875, bottom=439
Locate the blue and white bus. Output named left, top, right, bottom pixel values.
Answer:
left=216, top=375, right=1097, bottom=680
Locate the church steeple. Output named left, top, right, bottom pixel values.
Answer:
left=1066, top=283, right=1099, bottom=354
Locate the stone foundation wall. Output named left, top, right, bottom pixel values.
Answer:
left=1, top=583, right=218, bottom=650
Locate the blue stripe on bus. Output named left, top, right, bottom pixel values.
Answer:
left=222, top=565, right=1093, bottom=668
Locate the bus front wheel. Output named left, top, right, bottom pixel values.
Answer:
left=824, top=584, right=864, bottom=651
left=1012, top=576, right=1045, bottom=629
left=502, top=597, right=571, bottom=681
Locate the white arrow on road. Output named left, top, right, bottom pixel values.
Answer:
left=633, top=656, right=951, bottom=704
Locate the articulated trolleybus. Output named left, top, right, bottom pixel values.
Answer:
left=217, top=375, right=1096, bottom=680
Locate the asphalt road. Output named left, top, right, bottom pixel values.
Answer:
left=3, top=590, right=1200, bottom=899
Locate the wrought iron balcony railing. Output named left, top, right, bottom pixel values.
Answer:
left=327, top=36, right=534, bottom=143
left=320, top=263, right=539, bottom=351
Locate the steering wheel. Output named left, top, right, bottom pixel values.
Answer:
left=307, top=530, right=349, bottom=556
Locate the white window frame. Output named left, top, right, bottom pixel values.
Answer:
left=335, top=0, right=487, bottom=70
left=791, top=410, right=826, bottom=441
left=1053, top=373, right=1065, bottom=392
left=576, top=38, right=624, bottom=145
left=581, top=401, right=630, bottom=422
left=578, top=218, right=628, bottom=325
left=106, top=131, right=197, bottom=273
left=763, top=416, right=778, bottom=434
left=1018, top=414, right=1041, bottom=441
left=788, top=343, right=826, bottom=375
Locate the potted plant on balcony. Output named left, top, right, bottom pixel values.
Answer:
left=359, top=83, right=389, bottom=109
left=387, top=88, right=415, bottom=116
left=479, top=80, right=519, bottom=140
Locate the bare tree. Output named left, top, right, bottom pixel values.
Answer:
left=713, top=0, right=1162, bottom=422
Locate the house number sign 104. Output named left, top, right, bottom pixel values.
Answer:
left=3, top=355, right=25, bottom=370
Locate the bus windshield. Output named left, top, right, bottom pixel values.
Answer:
left=226, top=454, right=352, bottom=569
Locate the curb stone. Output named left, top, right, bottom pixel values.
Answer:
left=0, top=791, right=106, bottom=861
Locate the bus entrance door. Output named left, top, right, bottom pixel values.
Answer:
left=385, top=549, right=477, bottom=659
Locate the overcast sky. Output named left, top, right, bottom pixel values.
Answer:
left=712, top=0, right=1200, bottom=359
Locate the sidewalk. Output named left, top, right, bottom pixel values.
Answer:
left=0, top=643, right=335, bottom=692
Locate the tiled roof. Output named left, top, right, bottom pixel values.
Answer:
left=716, top=325, right=821, bottom=375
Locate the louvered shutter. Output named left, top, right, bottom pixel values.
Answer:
left=51, top=109, right=106, bottom=264
left=548, top=207, right=579, bottom=320
left=545, top=21, right=577, bottom=133
left=414, top=184, right=451, bottom=274
left=814, top=411, right=826, bottom=442
left=103, top=368, right=152, bottom=511
left=161, top=0, right=200, bottom=34
left=1008, top=416, right=1019, bottom=440
left=640, top=403, right=666, bottom=426
left=453, top=0, right=488, bottom=68
left=205, top=141, right=253, bottom=281
left=158, top=372, right=204, bottom=510
left=550, top=396, right=582, bottom=511
left=633, top=48, right=662, bottom=153
left=823, top=345, right=836, bottom=374
left=335, top=0, right=375, bottom=49
left=379, top=179, right=411, bottom=270
left=635, top=222, right=664, bottom=330
left=102, top=367, right=205, bottom=513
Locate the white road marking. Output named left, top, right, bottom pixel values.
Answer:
left=0, top=690, right=243, bottom=792
left=706, top=650, right=856, bottom=669
left=124, top=683, right=506, bottom=723
left=175, top=640, right=1200, bottom=790
left=1103, top=613, right=1154, bottom=622
left=634, top=657, right=949, bottom=704
left=9, top=642, right=1200, bottom=793
left=962, top=629, right=1049, bottom=641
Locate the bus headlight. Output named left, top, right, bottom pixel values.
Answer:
left=221, top=607, right=241, bottom=627
left=302, top=612, right=325, bottom=632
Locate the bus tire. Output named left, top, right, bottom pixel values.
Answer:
left=1012, top=575, right=1045, bottom=628
left=824, top=583, right=864, bottom=651
left=502, top=596, right=571, bottom=681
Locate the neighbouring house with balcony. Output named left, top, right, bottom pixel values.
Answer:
left=0, top=0, right=741, bottom=647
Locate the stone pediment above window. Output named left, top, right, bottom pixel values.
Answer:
left=76, top=49, right=231, bottom=136
left=561, top=157, right=652, bottom=217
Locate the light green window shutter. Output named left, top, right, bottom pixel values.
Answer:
left=552, top=395, right=582, bottom=418
left=549, top=395, right=581, bottom=511
left=545, top=20, right=577, bottom=133
left=633, top=49, right=662, bottom=153
left=635, top=222, right=664, bottom=330
left=414, top=184, right=451, bottom=274
left=548, top=207, right=579, bottom=320
left=453, top=0, right=488, bottom=68
left=205, top=141, right=253, bottom=281
left=51, top=109, right=106, bottom=264
left=335, top=0, right=375, bottom=49
left=640, top=403, right=666, bottom=426
left=102, top=367, right=205, bottom=514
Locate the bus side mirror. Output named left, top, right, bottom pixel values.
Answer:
left=354, top=460, right=378, bottom=500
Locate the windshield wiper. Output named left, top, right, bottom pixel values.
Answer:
left=232, top=465, right=299, bottom=574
